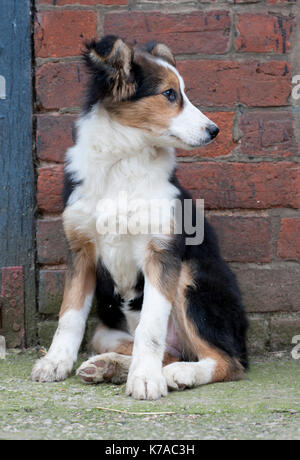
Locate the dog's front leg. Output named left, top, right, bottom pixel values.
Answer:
left=32, top=240, right=96, bottom=382
left=126, top=240, right=180, bottom=400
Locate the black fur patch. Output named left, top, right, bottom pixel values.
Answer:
left=170, top=173, right=249, bottom=369
left=95, top=264, right=145, bottom=331
left=83, top=35, right=135, bottom=112
left=63, top=168, right=82, bottom=209
left=128, top=272, right=144, bottom=311
left=95, top=262, right=128, bottom=332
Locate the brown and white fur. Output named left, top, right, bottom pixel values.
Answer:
left=32, top=36, right=248, bottom=400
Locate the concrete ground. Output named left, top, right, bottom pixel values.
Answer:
left=0, top=350, right=299, bottom=440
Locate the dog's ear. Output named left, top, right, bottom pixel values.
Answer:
left=146, top=41, right=176, bottom=67
left=84, top=35, right=136, bottom=102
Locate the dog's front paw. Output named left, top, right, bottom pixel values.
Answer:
left=126, top=368, right=168, bottom=400
left=31, top=355, right=73, bottom=382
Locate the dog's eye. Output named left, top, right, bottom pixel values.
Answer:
left=162, top=88, right=177, bottom=103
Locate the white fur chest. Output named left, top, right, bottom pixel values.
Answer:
left=63, top=107, right=178, bottom=298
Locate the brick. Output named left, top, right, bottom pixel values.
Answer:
left=208, top=215, right=272, bottom=262
left=35, top=11, right=97, bottom=58
left=104, top=11, right=231, bottom=55
left=38, top=317, right=98, bottom=349
left=177, top=60, right=291, bottom=107
left=0, top=267, right=25, bottom=348
left=247, top=315, right=270, bottom=355
left=37, top=0, right=128, bottom=5
left=177, top=112, right=236, bottom=159
left=234, top=266, right=300, bottom=312
left=267, top=0, right=296, bottom=3
left=38, top=166, right=64, bottom=214
left=39, top=270, right=66, bottom=315
left=38, top=321, right=58, bottom=348
left=37, top=114, right=76, bottom=163
left=36, top=61, right=88, bottom=110
left=270, top=314, right=300, bottom=351
left=176, top=162, right=300, bottom=210
left=37, top=219, right=68, bottom=264
left=240, top=111, right=298, bottom=158
left=228, top=0, right=261, bottom=3
left=236, top=14, right=294, bottom=54
left=277, top=218, right=300, bottom=261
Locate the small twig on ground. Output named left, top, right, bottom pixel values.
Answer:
left=96, top=406, right=176, bottom=416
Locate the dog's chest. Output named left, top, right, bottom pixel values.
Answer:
left=99, top=233, right=141, bottom=300
left=66, top=146, right=178, bottom=299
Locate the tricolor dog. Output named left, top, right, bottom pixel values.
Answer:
left=32, top=36, right=248, bottom=400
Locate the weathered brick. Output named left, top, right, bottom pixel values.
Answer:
left=234, top=266, right=300, bottom=312
left=177, top=112, right=236, bottom=158
left=38, top=321, right=58, bottom=348
left=39, top=270, right=66, bottom=315
left=35, top=10, right=97, bottom=58
left=267, top=0, right=296, bottom=4
left=37, top=219, right=68, bottom=264
left=247, top=315, right=270, bottom=355
left=270, top=314, right=300, bottom=351
left=176, top=162, right=300, bottom=209
left=37, top=114, right=76, bottom=163
left=177, top=60, right=291, bottom=107
left=240, top=111, right=298, bottom=158
left=38, top=317, right=99, bottom=349
left=38, top=166, right=64, bottom=214
left=104, top=11, right=231, bottom=55
left=277, top=218, right=300, bottom=261
left=236, top=14, right=294, bottom=54
left=208, top=215, right=272, bottom=262
left=36, top=61, right=88, bottom=110
left=228, top=0, right=261, bottom=3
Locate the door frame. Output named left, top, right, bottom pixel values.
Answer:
left=0, top=0, right=36, bottom=346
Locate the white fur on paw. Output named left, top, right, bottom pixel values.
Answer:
left=76, top=352, right=130, bottom=385
left=126, top=369, right=168, bottom=400
left=163, top=362, right=197, bottom=390
left=31, top=356, right=72, bottom=382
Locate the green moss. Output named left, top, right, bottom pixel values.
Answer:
left=0, top=351, right=299, bottom=440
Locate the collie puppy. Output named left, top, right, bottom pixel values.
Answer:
left=32, top=36, right=248, bottom=400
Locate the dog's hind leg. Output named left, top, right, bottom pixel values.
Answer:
left=163, top=263, right=245, bottom=391
left=31, top=234, right=96, bottom=382
left=77, top=352, right=132, bottom=384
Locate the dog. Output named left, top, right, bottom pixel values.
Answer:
left=31, top=35, right=248, bottom=400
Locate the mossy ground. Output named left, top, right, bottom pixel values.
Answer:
left=0, top=350, right=299, bottom=440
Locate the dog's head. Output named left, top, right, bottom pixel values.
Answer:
left=83, top=35, right=219, bottom=149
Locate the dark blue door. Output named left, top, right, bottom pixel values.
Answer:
left=0, top=0, right=36, bottom=346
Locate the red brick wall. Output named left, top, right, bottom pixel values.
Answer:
left=34, top=0, right=300, bottom=353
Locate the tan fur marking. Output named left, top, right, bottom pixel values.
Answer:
left=145, top=239, right=180, bottom=304
left=151, top=43, right=176, bottom=67
left=59, top=226, right=96, bottom=318
left=114, top=341, right=133, bottom=356
left=163, top=353, right=179, bottom=367
left=109, top=61, right=182, bottom=133
left=90, top=38, right=136, bottom=102
left=174, top=263, right=244, bottom=383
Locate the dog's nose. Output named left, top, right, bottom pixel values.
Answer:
left=207, top=124, right=219, bottom=139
